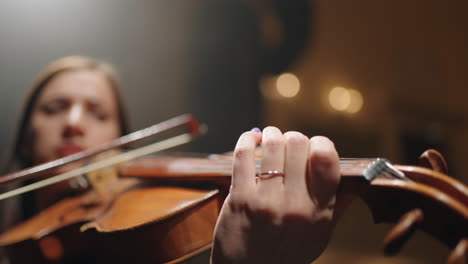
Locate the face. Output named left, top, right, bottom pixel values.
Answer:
left=28, top=70, right=121, bottom=171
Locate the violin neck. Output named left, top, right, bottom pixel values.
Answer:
left=120, top=156, right=379, bottom=181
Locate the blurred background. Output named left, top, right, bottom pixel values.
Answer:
left=0, top=0, right=467, bottom=263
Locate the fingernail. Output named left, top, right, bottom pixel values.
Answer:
left=250, top=127, right=261, bottom=133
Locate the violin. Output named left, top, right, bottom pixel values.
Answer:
left=0, top=115, right=466, bottom=263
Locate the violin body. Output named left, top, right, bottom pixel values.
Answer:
left=1, top=178, right=225, bottom=263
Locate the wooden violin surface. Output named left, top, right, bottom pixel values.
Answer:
left=0, top=179, right=224, bottom=263
left=121, top=155, right=468, bottom=257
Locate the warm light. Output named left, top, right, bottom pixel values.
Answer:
left=328, top=86, right=364, bottom=114
left=346, top=89, right=364, bottom=113
left=328, top=86, right=351, bottom=111
left=276, top=73, right=300, bottom=98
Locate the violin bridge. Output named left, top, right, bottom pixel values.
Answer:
left=86, top=166, right=119, bottom=201
left=363, top=158, right=409, bottom=182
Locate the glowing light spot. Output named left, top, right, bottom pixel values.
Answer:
left=346, top=89, right=364, bottom=113
left=328, top=86, right=351, bottom=111
left=328, top=86, right=364, bottom=114
left=276, top=73, right=300, bottom=98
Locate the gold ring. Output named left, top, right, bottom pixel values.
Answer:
left=258, top=170, right=285, bottom=179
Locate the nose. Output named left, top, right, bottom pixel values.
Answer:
left=63, top=104, right=85, bottom=138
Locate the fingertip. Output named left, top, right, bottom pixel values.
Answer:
left=284, top=131, right=309, bottom=146
left=309, top=136, right=339, bottom=165
left=250, top=127, right=261, bottom=133
left=237, top=130, right=262, bottom=146
left=261, top=126, right=284, bottom=148
left=262, top=126, right=282, bottom=134
left=234, top=131, right=262, bottom=163
left=310, top=136, right=336, bottom=150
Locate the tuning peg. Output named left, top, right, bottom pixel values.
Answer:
left=448, top=239, right=467, bottom=264
left=383, top=208, right=424, bottom=255
left=419, top=149, right=448, bottom=174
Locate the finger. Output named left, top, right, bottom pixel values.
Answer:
left=283, top=131, right=310, bottom=194
left=307, top=136, right=340, bottom=208
left=258, top=126, right=285, bottom=191
left=232, top=131, right=262, bottom=192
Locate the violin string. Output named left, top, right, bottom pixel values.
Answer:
left=0, top=145, right=376, bottom=200
left=203, top=158, right=375, bottom=165
left=0, top=133, right=194, bottom=201
left=186, top=159, right=375, bottom=174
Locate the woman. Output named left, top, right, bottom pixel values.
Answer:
left=2, top=56, right=128, bottom=224
left=0, top=56, right=130, bottom=262
left=1, top=56, right=342, bottom=263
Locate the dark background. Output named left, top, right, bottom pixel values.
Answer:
left=1, top=1, right=467, bottom=263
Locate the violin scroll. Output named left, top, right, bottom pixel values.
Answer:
left=358, top=150, right=467, bottom=263
left=418, top=149, right=449, bottom=174
left=383, top=208, right=424, bottom=255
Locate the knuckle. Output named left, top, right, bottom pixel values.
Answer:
left=234, top=145, right=252, bottom=160
left=283, top=203, right=333, bottom=224
left=313, top=209, right=334, bottom=223
left=252, top=198, right=281, bottom=218
left=283, top=198, right=312, bottom=216
left=263, top=136, right=285, bottom=150
left=309, top=137, right=339, bottom=168
left=227, top=191, right=250, bottom=208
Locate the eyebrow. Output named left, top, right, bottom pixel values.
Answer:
left=39, top=94, right=114, bottom=111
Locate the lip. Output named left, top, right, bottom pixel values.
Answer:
left=56, top=143, right=85, bottom=158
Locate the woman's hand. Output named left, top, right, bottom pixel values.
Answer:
left=211, top=127, right=341, bottom=264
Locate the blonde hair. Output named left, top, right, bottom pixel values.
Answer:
left=10, top=56, right=129, bottom=168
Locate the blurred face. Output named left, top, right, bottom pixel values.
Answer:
left=29, top=70, right=120, bottom=171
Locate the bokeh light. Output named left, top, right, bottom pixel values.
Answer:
left=346, top=89, right=364, bottom=113
left=328, top=86, right=351, bottom=111
left=276, top=73, right=300, bottom=98
left=328, top=86, right=364, bottom=114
